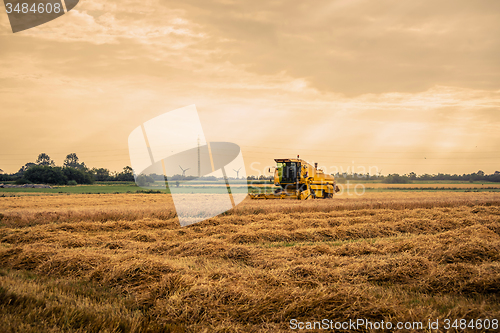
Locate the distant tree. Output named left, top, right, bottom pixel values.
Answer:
left=64, top=153, right=86, bottom=170
left=16, top=162, right=37, bottom=176
left=200, top=176, right=217, bottom=181
left=0, top=169, right=11, bottom=181
left=136, top=174, right=154, bottom=186
left=62, top=167, right=94, bottom=184
left=36, top=153, right=55, bottom=166
left=469, top=171, right=485, bottom=182
left=419, top=173, right=432, bottom=181
left=115, top=166, right=135, bottom=181
left=149, top=173, right=166, bottom=181
left=171, top=174, right=184, bottom=181
left=383, top=174, right=412, bottom=184
left=24, top=166, right=67, bottom=185
left=476, top=170, right=486, bottom=181
left=489, top=171, right=500, bottom=182
left=21, top=164, right=94, bottom=185
left=92, top=167, right=111, bottom=181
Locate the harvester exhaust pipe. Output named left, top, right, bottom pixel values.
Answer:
left=314, top=163, right=318, bottom=169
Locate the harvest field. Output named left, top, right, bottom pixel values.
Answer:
left=1, top=191, right=500, bottom=332
left=1, top=181, right=499, bottom=196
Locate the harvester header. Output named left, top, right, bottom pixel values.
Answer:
left=250, top=157, right=340, bottom=200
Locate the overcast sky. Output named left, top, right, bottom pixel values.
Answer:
left=1, top=0, right=499, bottom=176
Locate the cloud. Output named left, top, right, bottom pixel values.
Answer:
left=158, top=0, right=500, bottom=95
left=2, top=0, right=498, bottom=95
left=0, top=0, right=499, bottom=175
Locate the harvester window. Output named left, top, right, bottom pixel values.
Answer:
left=277, top=162, right=284, bottom=181
left=280, top=162, right=300, bottom=183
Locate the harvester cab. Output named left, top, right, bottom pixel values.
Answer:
left=250, top=157, right=340, bottom=200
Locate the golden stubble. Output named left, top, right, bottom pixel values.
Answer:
left=0, top=192, right=499, bottom=332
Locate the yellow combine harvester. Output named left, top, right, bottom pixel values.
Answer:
left=250, top=156, right=340, bottom=200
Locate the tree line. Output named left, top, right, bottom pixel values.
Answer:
left=0, top=153, right=499, bottom=185
left=0, top=153, right=239, bottom=185
left=334, top=171, right=500, bottom=183
left=0, top=153, right=135, bottom=185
